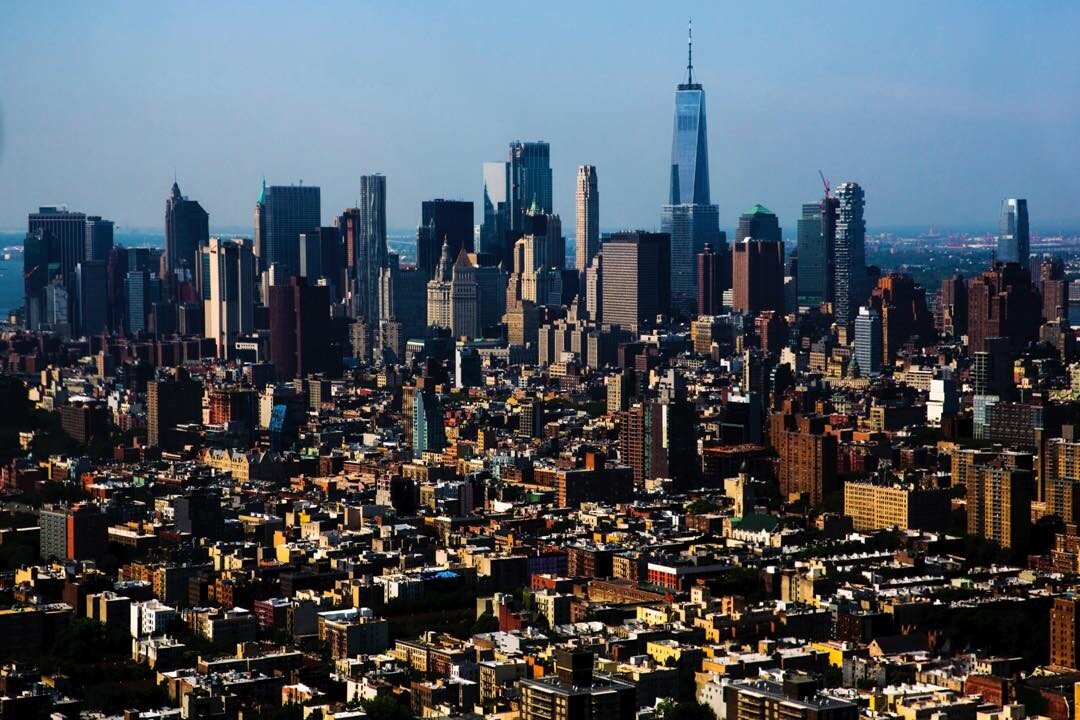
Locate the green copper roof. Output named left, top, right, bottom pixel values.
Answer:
left=258, top=178, right=267, bottom=205
left=744, top=204, right=774, bottom=216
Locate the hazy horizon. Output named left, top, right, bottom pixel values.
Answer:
left=3, top=2, right=1079, bottom=232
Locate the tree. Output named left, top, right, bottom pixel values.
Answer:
left=362, top=696, right=415, bottom=720
left=656, top=700, right=717, bottom=720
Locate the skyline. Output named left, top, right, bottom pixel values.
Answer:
left=3, top=2, right=1080, bottom=232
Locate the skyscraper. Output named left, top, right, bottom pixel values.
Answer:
left=418, top=199, right=473, bottom=279
left=997, top=198, right=1029, bottom=270
left=509, top=141, right=553, bottom=231
left=74, top=261, right=107, bottom=336
left=599, top=231, right=671, bottom=333
left=259, top=183, right=321, bottom=279
left=854, top=306, right=882, bottom=376
left=480, top=161, right=510, bottom=262
left=575, top=165, right=599, bottom=272
left=355, top=175, right=389, bottom=322
left=25, top=207, right=88, bottom=329
left=696, top=243, right=724, bottom=316
left=269, top=276, right=333, bottom=380
left=731, top=239, right=785, bottom=316
left=796, top=198, right=837, bottom=308
left=661, top=25, right=724, bottom=313
left=735, top=205, right=781, bottom=243
left=84, top=216, right=114, bottom=264
left=202, top=237, right=256, bottom=359
left=164, top=181, right=210, bottom=277
left=833, top=182, right=866, bottom=326
left=147, top=368, right=203, bottom=448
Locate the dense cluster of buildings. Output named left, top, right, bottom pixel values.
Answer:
left=3, top=28, right=1078, bottom=720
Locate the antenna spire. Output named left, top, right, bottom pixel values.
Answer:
left=687, top=18, right=694, bottom=83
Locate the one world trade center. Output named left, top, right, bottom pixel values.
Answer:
left=661, top=22, right=726, bottom=314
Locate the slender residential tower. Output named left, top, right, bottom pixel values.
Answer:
left=575, top=165, right=599, bottom=272
left=661, top=21, right=724, bottom=315
left=833, top=182, right=866, bottom=326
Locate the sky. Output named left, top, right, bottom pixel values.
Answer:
left=2, top=1, right=1079, bottom=235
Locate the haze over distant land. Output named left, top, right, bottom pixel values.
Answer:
left=2, top=1, right=1078, bottom=230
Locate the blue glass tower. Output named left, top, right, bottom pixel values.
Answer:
left=662, top=22, right=724, bottom=315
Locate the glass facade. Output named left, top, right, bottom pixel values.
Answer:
left=997, top=198, right=1029, bottom=270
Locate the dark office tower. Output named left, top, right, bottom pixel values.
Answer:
left=732, top=239, right=785, bottom=315
left=575, top=165, right=599, bottom=272
left=997, top=198, right=1029, bottom=270
left=736, top=204, right=781, bottom=243
left=260, top=183, right=321, bottom=279
left=1039, top=257, right=1067, bottom=322
left=84, top=216, right=114, bottom=263
left=25, top=207, right=87, bottom=329
left=74, top=261, right=107, bottom=336
left=299, top=227, right=341, bottom=294
left=378, top=254, right=428, bottom=342
left=418, top=199, right=474, bottom=279
left=105, top=246, right=128, bottom=332
left=661, top=26, right=724, bottom=313
left=796, top=198, right=837, bottom=308
left=269, top=276, right=333, bottom=380
left=697, top=243, right=724, bottom=315
left=164, top=181, right=210, bottom=278
left=833, top=182, right=866, bottom=326
left=936, top=274, right=968, bottom=337
left=147, top=367, right=203, bottom=448
left=967, top=262, right=1042, bottom=354
left=599, top=231, right=671, bottom=333
left=509, top=141, right=553, bottom=231
left=481, top=161, right=510, bottom=260
left=868, top=273, right=933, bottom=362
left=125, top=270, right=151, bottom=335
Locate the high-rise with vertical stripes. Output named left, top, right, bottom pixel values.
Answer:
left=575, top=165, right=599, bottom=272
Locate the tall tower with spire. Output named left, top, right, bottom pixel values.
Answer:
left=164, top=179, right=209, bottom=280
left=661, top=20, right=725, bottom=315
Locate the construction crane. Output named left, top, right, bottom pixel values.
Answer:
left=818, top=170, right=831, bottom=199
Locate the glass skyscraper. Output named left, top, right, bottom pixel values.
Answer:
left=997, top=198, right=1029, bottom=270
left=481, top=161, right=510, bottom=261
left=834, top=182, right=866, bottom=326
left=509, top=141, right=553, bottom=232
left=796, top=198, right=837, bottom=308
left=661, top=26, right=723, bottom=314
left=259, top=183, right=321, bottom=280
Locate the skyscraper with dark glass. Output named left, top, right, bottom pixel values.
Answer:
left=258, top=183, right=321, bottom=280
left=84, top=216, right=114, bottom=264
left=833, top=182, right=866, bottom=326
left=480, top=161, right=510, bottom=261
left=661, top=25, right=724, bottom=314
left=25, top=207, right=89, bottom=330
left=165, top=181, right=209, bottom=277
left=509, top=141, right=552, bottom=232
left=796, top=198, right=837, bottom=308
left=417, top=199, right=473, bottom=279
left=997, top=198, right=1029, bottom=270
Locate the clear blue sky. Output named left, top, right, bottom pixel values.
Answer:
left=2, top=1, right=1079, bottom=233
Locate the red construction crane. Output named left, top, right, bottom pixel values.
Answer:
left=818, top=170, right=831, bottom=199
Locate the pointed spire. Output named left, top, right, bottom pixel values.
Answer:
left=686, top=18, right=694, bottom=84
left=258, top=177, right=267, bottom=205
